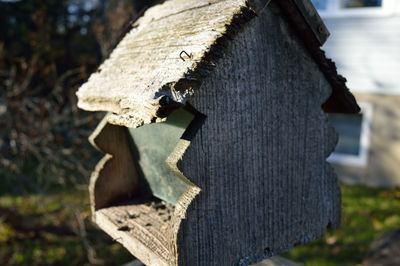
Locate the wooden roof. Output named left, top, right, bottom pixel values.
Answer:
left=77, top=0, right=359, bottom=128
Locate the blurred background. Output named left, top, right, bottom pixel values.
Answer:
left=0, top=0, right=160, bottom=265
left=0, top=0, right=399, bottom=265
left=284, top=1, right=400, bottom=265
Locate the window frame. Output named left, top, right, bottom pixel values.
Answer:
left=314, top=0, right=398, bottom=18
left=327, top=102, right=373, bottom=168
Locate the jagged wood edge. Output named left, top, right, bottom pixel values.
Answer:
left=89, top=112, right=205, bottom=265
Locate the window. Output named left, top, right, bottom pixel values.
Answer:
left=311, top=0, right=397, bottom=17
left=341, top=0, right=382, bottom=8
left=327, top=102, right=373, bottom=167
left=312, top=0, right=328, bottom=10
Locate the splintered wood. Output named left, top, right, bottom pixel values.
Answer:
left=76, top=0, right=254, bottom=127
left=95, top=201, right=174, bottom=266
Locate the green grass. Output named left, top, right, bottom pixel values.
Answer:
left=0, top=190, right=133, bottom=265
left=282, top=185, right=400, bottom=265
left=1, top=183, right=399, bottom=265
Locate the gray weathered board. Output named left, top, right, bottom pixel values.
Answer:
left=173, top=4, right=340, bottom=265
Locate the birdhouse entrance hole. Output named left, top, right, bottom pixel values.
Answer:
left=128, top=106, right=205, bottom=205
left=88, top=105, right=205, bottom=265
left=90, top=104, right=205, bottom=210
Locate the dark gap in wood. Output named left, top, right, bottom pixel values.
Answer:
left=181, top=103, right=207, bottom=141
left=125, top=106, right=204, bottom=205
left=125, top=128, right=154, bottom=202
left=326, top=221, right=333, bottom=229
left=264, top=247, right=273, bottom=258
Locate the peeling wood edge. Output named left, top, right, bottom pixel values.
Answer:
left=88, top=113, right=204, bottom=265
left=88, top=114, right=110, bottom=151
left=150, top=4, right=258, bottom=123
left=169, top=186, right=202, bottom=265
left=89, top=154, right=113, bottom=219
left=78, top=3, right=259, bottom=129
left=165, top=139, right=201, bottom=190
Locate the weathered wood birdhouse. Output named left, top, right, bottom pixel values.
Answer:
left=76, top=0, right=360, bottom=265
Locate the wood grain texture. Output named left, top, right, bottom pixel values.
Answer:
left=83, top=1, right=355, bottom=265
left=77, top=0, right=256, bottom=127
left=76, top=0, right=357, bottom=129
left=89, top=116, right=140, bottom=214
left=89, top=116, right=201, bottom=265
left=175, top=3, right=340, bottom=265
left=95, top=201, right=174, bottom=266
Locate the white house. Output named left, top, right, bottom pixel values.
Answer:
left=312, top=0, right=400, bottom=187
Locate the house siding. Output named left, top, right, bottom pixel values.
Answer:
left=332, top=93, right=400, bottom=187
left=321, top=14, right=400, bottom=187
left=323, top=16, right=400, bottom=95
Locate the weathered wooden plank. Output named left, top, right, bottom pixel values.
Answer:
left=174, top=3, right=340, bottom=265
left=89, top=116, right=141, bottom=213
left=95, top=201, right=174, bottom=266
left=77, top=0, right=254, bottom=127
left=77, top=0, right=355, bottom=129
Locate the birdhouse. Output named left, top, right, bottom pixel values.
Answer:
left=76, top=0, right=359, bottom=265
